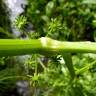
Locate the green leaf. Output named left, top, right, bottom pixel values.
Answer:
left=93, top=31, right=96, bottom=41
left=46, top=1, right=54, bottom=16
left=82, top=0, right=96, bottom=4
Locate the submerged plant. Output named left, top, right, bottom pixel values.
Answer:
left=0, top=37, right=96, bottom=95
left=1, top=0, right=96, bottom=96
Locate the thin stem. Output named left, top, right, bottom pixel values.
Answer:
left=0, top=37, right=96, bottom=56
left=0, top=75, right=28, bottom=82
left=76, top=60, right=96, bottom=75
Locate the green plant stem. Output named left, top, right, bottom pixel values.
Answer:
left=76, top=60, right=96, bottom=75
left=62, top=53, right=75, bottom=80
left=0, top=75, right=28, bottom=82
left=0, top=37, right=96, bottom=56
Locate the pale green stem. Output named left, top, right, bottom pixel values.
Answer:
left=0, top=75, right=28, bottom=82
left=0, top=37, right=96, bottom=56
left=76, top=60, right=96, bottom=75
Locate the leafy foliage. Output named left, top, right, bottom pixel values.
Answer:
left=1, top=0, right=96, bottom=96
left=25, top=0, right=96, bottom=41
left=23, top=0, right=96, bottom=95
left=0, top=0, right=12, bottom=38
left=14, top=15, right=28, bottom=31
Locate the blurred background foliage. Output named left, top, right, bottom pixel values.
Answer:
left=25, top=0, right=96, bottom=41
left=1, top=0, right=96, bottom=96
left=0, top=0, right=12, bottom=39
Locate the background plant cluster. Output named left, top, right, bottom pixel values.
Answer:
left=1, top=0, right=96, bottom=96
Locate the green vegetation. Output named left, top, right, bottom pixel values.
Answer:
left=1, top=0, right=96, bottom=96
left=0, top=0, right=12, bottom=38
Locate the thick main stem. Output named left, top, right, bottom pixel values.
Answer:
left=0, top=37, right=96, bottom=56
left=0, top=39, right=42, bottom=56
